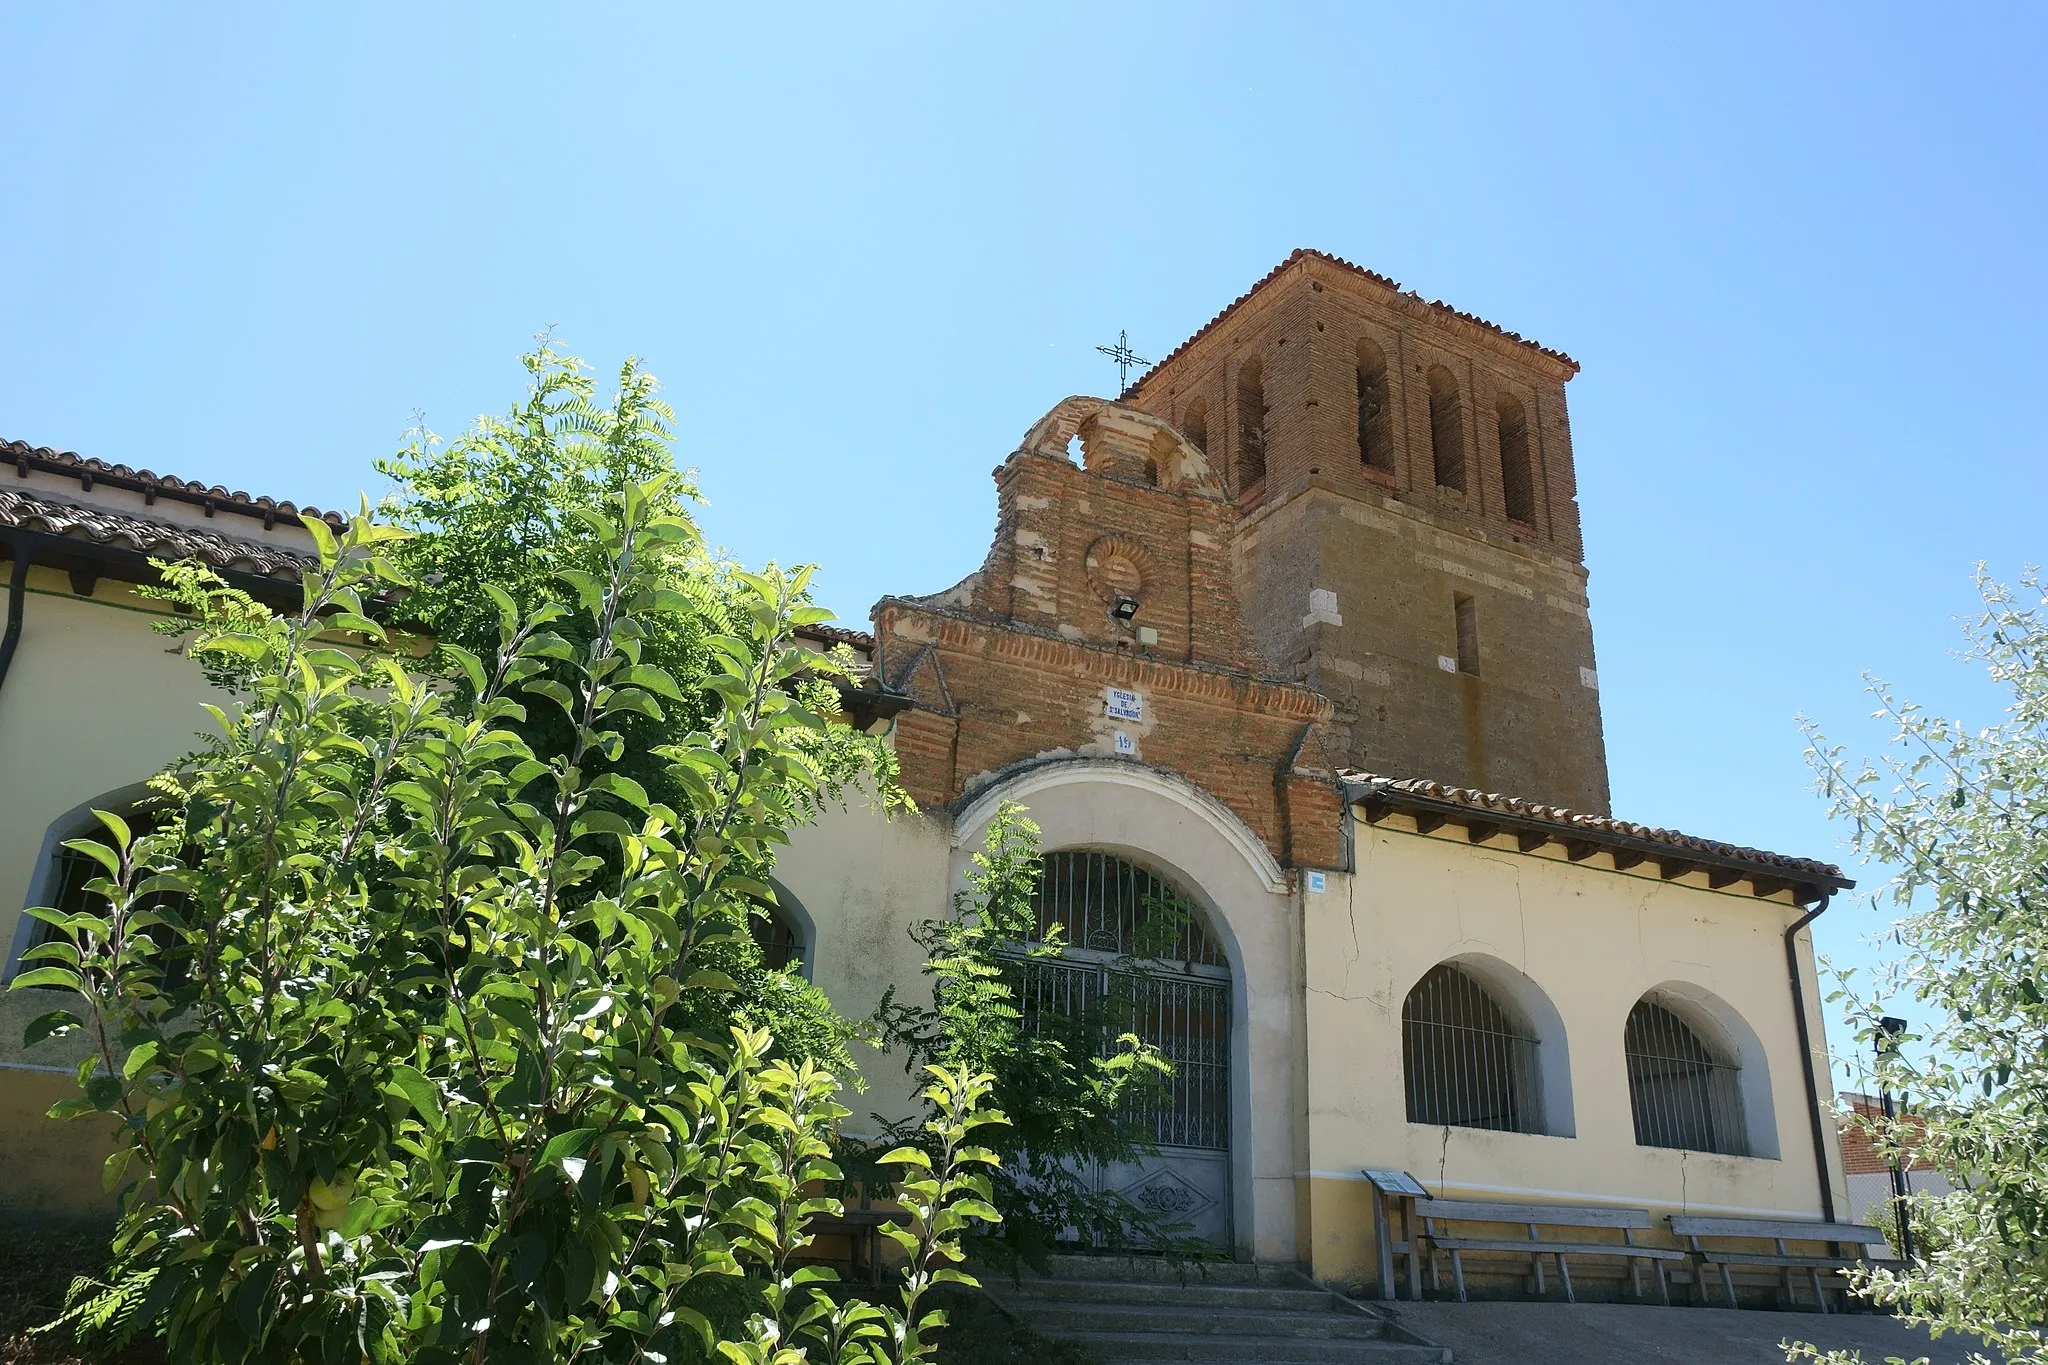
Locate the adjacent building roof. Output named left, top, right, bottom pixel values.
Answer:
left=1837, top=1094, right=1934, bottom=1176
left=1127, top=248, right=1580, bottom=396
left=1344, top=772, right=1850, bottom=904
left=794, top=622, right=876, bottom=652
left=5, top=438, right=341, bottom=530
left=0, top=484, right=311, bottom=581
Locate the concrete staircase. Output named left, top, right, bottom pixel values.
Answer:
left=983, top=1255, right=1451, bottom=1364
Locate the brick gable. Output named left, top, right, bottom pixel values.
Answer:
left=874, top=397, right=1345, bottom=871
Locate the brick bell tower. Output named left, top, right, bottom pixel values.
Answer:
left=1126, top=250, right=1611, bottom=814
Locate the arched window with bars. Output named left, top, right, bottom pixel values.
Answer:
left=7, top=791, right=193, bottom=989
left=1625, top=995, right=1749, bottom=1156
left=1402, top=962, right=1541, bottom=1134
left=750, top=902, right=808, bottom=978
left=1426, top=365, right=1465, bottom=493
left=1235, top=359, right=1267, bottom=492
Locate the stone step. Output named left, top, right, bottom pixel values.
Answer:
left=1069, top=1329, right=1451, bottom=1363
left=1012, top=1301, right=1388, bottom=1340
left=1033, top=1254, right=1308, bottom=1287
left=995, top=1279, right=1349, bottom=1312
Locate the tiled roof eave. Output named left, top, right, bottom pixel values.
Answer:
left=0, top=486, right=312, bottom=586
left=1128, top=249, right=1580, bottom=398
left=5, top=439, right=342, bottom=530
left=794, top=622, right=876, bottom=651
left=1344, top=772, right=1850, bottom=903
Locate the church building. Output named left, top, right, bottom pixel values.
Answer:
left=0, top=250, right=1853, bottom=1293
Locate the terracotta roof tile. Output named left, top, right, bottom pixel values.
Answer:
left=4, top=438, right=341, bottom=529
left=795, top=622, right=876, bottom=651
left=0, top=485, right=311, bottom=580
left=1344, top=771, right=1849, bottom=890
left=1128, top=249, right=1580, bottom=396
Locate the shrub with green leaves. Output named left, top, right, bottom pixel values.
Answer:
left=1789, top=571, right=2048, bottom=1365
left=13, top=483, right=1002, bottom=1364
left=371, top=344, right=899, bottom=1081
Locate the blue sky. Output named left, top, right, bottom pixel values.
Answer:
left=5, top=3, right=2043, bottom=1088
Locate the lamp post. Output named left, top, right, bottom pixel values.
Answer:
left=1877, top=1015, right=1914, bottom=1262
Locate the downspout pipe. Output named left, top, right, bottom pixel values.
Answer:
left=0, top=538, right=33, bottom=695
left=1785, top=891, right=1839, bottom=1224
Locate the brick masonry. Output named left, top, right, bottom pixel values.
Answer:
left=1128, top=252, right=1612, bottom=813
left=873, top=398, right=1347, bottom=871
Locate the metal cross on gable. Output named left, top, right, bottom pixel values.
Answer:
left=1095, top=329, right=1150, bottom=398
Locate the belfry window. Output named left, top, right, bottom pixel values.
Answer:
left=1181, top=397, right=1208, bottom=457
left=1402, top=963, right=1539, bottom=1133
left=1427, top=365, right=1465, bottom=493
left=1235, top=359, right=1266, bottom=491
left=1497, top=394, right=1535, bottom=524
left=1356, top=339, right=1393, bottom=473
left=1625, top=996, right=1748, bottom=1156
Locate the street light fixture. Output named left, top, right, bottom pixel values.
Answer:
left=1877, top=1016, right=1914, bottom=1262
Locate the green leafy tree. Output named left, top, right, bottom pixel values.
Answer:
left=1789, top=571, right=2048, bottom=1365
left=872, top=805, right=1194, bottom=1272
left=374, top=341, right=894, bottom=1079
left=13, top=484, right=1000, bottom=1364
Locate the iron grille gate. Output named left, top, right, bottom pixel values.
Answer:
left=1015, top=958, right=1231, bottom=1152
left=1009, top=851, right=1234, bottom=1246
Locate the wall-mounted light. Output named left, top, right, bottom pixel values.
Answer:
left=1111, top=595, right=1140, bottom=623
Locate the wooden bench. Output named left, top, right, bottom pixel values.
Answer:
left=1413, top=1198, right=1688, bottom=1304
left=1668, top=1215, right=1895, bottom=1313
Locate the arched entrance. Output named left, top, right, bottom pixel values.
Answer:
left=1013, top=848, right=1234, bottom=1247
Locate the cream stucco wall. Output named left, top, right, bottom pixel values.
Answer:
left=0, top=569, right=235, bottom=978
left=760, top=764, right=1850, bottom=1280
left=0, top=567, right=237, bottom=1217
left=1298, top=811, right=1848, bottom=1288
left=772, top=787, right=954, bottom=1127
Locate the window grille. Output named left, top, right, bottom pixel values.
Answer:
left=750, top=905, right=805, bottom=976
left=1030, top=850, right=1226, bottom=966
left=1015, top=956, right=1230, bottom=1151
left=1402, top=963, right=1539, bottom=1133
left=1625, top=998, right=1748, bottom=1156
left=20, top=832, right=192, bottom=987
left=1012, top=852, right=1231, bottom=1152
